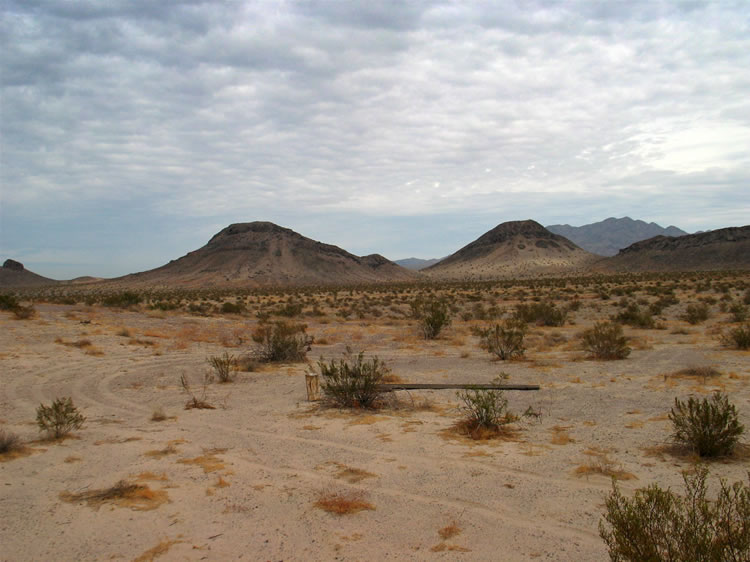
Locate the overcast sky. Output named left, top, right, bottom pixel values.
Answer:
left=2, top=0, right=749, bottom=279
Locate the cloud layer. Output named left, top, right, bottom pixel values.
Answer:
left=2, top=1, right=749, bottom=277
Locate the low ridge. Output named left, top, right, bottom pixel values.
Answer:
left=0, top=259, right=59, bottom=288
left=599, top=225, right=750, bottom=272
left=424, top=220, right=598, bottom=280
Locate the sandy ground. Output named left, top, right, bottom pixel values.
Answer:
left=1, top=301, right=749, bottom=561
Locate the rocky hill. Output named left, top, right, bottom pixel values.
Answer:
left=547, top=217, right=688, bottom=256
left=600, top=225, right=750, bottom=272
left=115, top=222, right=418, bottom=288
left=424, top=220, right=598, bottom=280
left=394, top=257, right=442, bottom=270
left=0, top=259, right=58, bottom=288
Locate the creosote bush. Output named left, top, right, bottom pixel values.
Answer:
left=669, top=392, right=744, bottom=457
left=514, top=301, right=566, bottom=327
left=582, top=322, right=631, bottom=360
left=722, top=324, right=750, bottom=350
left=476, top=318, right=526, bottom=360
left=412, top=297, right=452, bottom=339
left=456, top=378, right=520, bottom=439
left=682, top=303, right=710, bottom=325
left=207, top=352, right=236, bottom=383
left=251, top=321, right=313, bottom=362
left=36, top=397, right=86, bottom=439
left=319, top=348, right=389, bottom=408
left=0, top=429, right=22, bottom=454
left=600, top=467, right=750, bottom=562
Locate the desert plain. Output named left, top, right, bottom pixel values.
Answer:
left=1, top=274, right=749, bottom=561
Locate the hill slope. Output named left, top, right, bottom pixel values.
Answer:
left=0, top=259, right=58, bottom=288
left=115, top=222, right=418, bottom=288
left=424, top=220, right=598, bottom=280
left=600, top=225, right=750, bottom=272
left=394, top=257, right=442, bottom=271
left=547, top=217, right=688, bottom=256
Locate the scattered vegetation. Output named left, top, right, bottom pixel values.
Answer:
left=319, top=348, right=390, bottom=409
left=600, top=467, right=750, bottom=561
left=582, top=322, right=631, bottom=360
left=251, top=321, right=313, bottom=362
left=515, top=301, right=566, bottom=326
left=60, top=479, right=168, bottom=511
left=669, top=392, right=744, bottom=457
left=207, top=352, right=236, bottom=383
left=101, top=291, right=143, bottom=308
left=475, top=318, right=526, bottom=360
left=36, top=397, right=86, bottom=439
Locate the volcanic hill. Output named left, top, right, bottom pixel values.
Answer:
left=0, top=259, right=58, bottom=288
left=547, top=217, right=688, bottom=256
left=423, top=220, right=598, bottom=280
left=116, top=222, right=418, bottom=288
left=599, top=225, right=750, bottom=272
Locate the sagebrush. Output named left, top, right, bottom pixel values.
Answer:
left=476, top=318, right=526, bottom=360
left=582, top=322, right=631, bottom=360
left=319, top=348, right=389, bottom=408
left=251, top=321, right=313, bottom=362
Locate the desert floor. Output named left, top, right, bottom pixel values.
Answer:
left=1, top=288, right=749, bottom=561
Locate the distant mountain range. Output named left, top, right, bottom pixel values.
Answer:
left=546, top=217, right=689, bottom=256
left=3, top=218, right=748, bottom=289
left=394, top=257, right=442, bottom=270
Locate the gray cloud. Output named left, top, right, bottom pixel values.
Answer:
left=2, top=0, right=749, bottom=278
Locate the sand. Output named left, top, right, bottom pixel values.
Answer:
left=1, top=300, right=749, bottom=561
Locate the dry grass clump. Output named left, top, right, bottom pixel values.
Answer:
left=313, top=489, right=375, bottom=515
left=438, top=521, right=462, bottom=540
left=177, top=448, right=227, bottom=473
left=60, top=480, right=169, bottom=511
left=0, top=429, right=22, bottom=454
left=332, top=463, right=377, bottom=484
left=575, top=448, right=635, bottom=481
left=132, top=538, right=183, bottom=562
left=667, top=366, right=722, bottom=382
left=150, top=407, right=168, bottom=422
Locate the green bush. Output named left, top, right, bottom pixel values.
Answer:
left=220, top=301, right=244, bottom=314
left=614, top=303, right=655, bottom=329
left=722, top=324, right=750, bottom=350
left=476, top=319, right=526, bottom=360
left=730, top=303, right=748, bottom=323
left=582, top=322, right=631, bottom=360
left=412, top=297, right=452, bottom=339
left=682, top=303, right=710, bottom=325
left=0, top=294, right=19, bottom=311
left=36, top=397, right=86, bottom=439
left=669, top=392, right=744, bottom=457
left=207, top=352, right=236, bottom=383
left=319, top=348, right=389, bottom=408
left=457, top=384, right=518, bottom=438
left=600, top=467, right=750, bottom=561
left=251, top=321, right=313, bottom=362
left=12, top=305, right=36, bottom=319
left=514, top=301, right=566, bottom=327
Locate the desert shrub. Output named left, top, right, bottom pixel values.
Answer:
left=207, top=352, right=236, bottom=383
left=149, top=300, right=179, bottom=311
left=251, top=321, right=313, bottom=362
left=412, top=297, right=452, bottom=339
left=179, top=374, right=215, bottom=410
left=744, top=289, right=750, bottom=305
left=682, top=303, right=710, bottom=325
left=101, top=291, right=142, bottom=308
left=722, top=324, right=750, bottom=350
left=0, top=294, right=19, bottom=310
left=457, top=385, right=518, bottom=439
left=12, top=305, right=36, bottom=319
left=730, top=303, right=748, bottom=323
left=0, top=429, right=22, bottom=453
left=669, top=392, right=744, bottom=457
left=476, top=319, right=526, bottom=360
left=514, top=301, right=566, bottom=327
left=275, top=302, right=303, bottom=317
left=614, top=303, right=655, bottom=329
left=219, top=301, right=244, bottom=314
left=36, top=397, right=86, bottom=438
left=582, top=322, right=631, bottom=360
left=599, top=467, right=750, bottom=562
left=319, top=348, right=389, bottom=408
